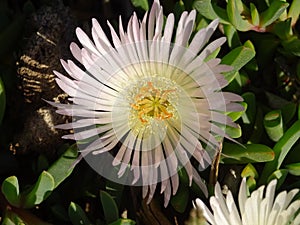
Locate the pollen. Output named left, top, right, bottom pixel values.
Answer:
left=131, top=82, right=175, bottom=124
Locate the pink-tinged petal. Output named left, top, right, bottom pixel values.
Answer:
left=76, top=27, right=100, bottom=56
left=91, top=18, right=111, bottom=47
left=163, top=179, right=171, bottom=207
left=69, top=42, right=83, bottom=64
left=162, top=13, right=174, bottom=43
left=198, top=37, right=227, bottom=61
left=176, top=10, right=196, bottom=46
left=147, top=0, right=160, bottom=40
left=153, top=8, right=163, bottom=40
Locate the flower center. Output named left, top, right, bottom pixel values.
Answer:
left=131, top=82, right=175, bottom=124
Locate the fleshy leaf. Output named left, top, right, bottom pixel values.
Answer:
left=47, top=144, right=78, bottom=188
left=130, top=0, right=149, bottom=11
left=100, top=190, right=119, bottom=224
left=1, top=176, right=20, bottom=207
left=264, top=110, right=284, bottom=142
left=260, top=0, right=289, bottom=27
left=286, top=162, right=300, bottom=176
left=222, top=41, right=256, bottom=83
left=287, top=0, right=300, bottom=26
left=250, top=3, right=260, bottom=26
left=259, top=120, right=300, bottom=184
left=22, top=171, right=55, bottom=208
left=267, top=169, right=288, bottom=188
left=221, top=143, right=275, bottom=164
left=193, top=0, right=228, bottom=23
left=227, top=0, right=253, bottom=31
left=68, top=202, right=93, bottom=225
left=241, top=163, right=259, bottom=178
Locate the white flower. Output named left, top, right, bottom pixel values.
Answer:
left=195, top=178, right=300, bottom=225
left=49, top=0, right=244, bottom=206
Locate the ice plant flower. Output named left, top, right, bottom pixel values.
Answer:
left=50, top=0, right=244, bottom=206
left=195, top=178, right=300, bottom=225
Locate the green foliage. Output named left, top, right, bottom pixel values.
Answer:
left=130, top=0, right=149, bottom=11
left=68, top=202, right=93, bottom=225
left=221, top=143, right=275, bottom=164
left=222, top=41, right=256, bottom=83
left=22, top=171, right=55, bottom=208
left=100, top=191, right=119, bottom=224
left=1, top=176, right=20, bottom=207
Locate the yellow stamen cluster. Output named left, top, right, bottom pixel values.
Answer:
left=131, top=82, right=175, bottom=124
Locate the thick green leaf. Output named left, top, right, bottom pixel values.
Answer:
left=0, top=76, right=5, bottom=125
left=1, top=216, right=16, bottom=225
left=100, top=191, right=119, bottom=224
left=227, top=0, right=252, bottom=31
left=22, top=171, right=55, bottom=208
left=286, top=163, right=300, bottom=176
left=287, top=0, right=300, bottom=25
left=250, top=3, right=260, bottom=26
left=267, top=169, right=288, bottom=188
left=259, top=120, right=300, bottom=184
left=264, top=110, right=284, bottom=142
left=241, top=163, right=258, bottom=178
left=109, top=219, right=136, bottom=225
left=1, top=176, right=20, bottom=207
left=272, top=18, right=292, bottom=40
left=246, top=176, right=256, bottom=192
left=193, top=0, right=228, bottom=23
left=68, top=202, right=92, bottom=225
left=170, top=183, right=189, bottom=213
left=130, top=0, right=149, bottom=11
left=222, top=41, right=256, bottom=83
left=281, top=102, right=297, bottom=124
left=223, top=24, right=241, bottom=48
left=227, top=102, right=247, bottom=122
left=221, top=143, right=275, bottom=164
left=47, top=144, right=78, bottom=188
left=260, top=1, right=289, bottom=27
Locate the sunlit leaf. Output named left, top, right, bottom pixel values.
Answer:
left=286, top=163, right=300, bottom=176
left=227, top=0, right=252, bottom=31
left=130, top=0, right=149, bottom=11
left=250, top=3, right=260, bottom=26
left=264, top=110, right=284, bottom=142
left=221, top=143, right=274, bottom=164
left=241, top=163, right=259, bottom=178
left=260, top=0, right=289, bottom=27
left=47, top=144, right=78, bottom=188
left=1, top=176, right=20, bottom=207
left=259, top=120, right=300, bottom=184
left=267, top=169, right=288, bottom=189
left=22, top=171, right=55, bottom=208
left=287, top=0, right=300, bottom=26
left=193, top=0, right=228, bottom=23
left=222, top=41, right=256, bottom=83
